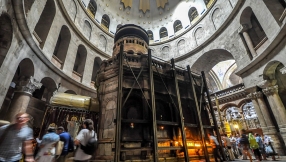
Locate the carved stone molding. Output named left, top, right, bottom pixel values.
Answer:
left=280, top=67, right=286, bottom=75
left=15, top=76, right=42, bottom=95
left=246, top=93, right=256, bottom=100
left=254, top=91, right=263, bottom=98
left=262, top=85, right=279, bottom=96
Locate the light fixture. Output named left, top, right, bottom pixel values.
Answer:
left=234, top=124, right=239, bottom=129
left=130, top=122, right=134, bottom=129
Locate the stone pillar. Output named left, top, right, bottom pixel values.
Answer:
left=246, top=92, right=267, bottom=129
left=6, top=76, right=42, bottom=123
left=255, top=91, right=283, bottom=155
left=242, top=31, right=257, bottom=57
left=263, top=85, right=286, bottom=155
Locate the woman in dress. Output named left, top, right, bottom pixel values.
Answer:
left=35, top=127, right=60, bottom=162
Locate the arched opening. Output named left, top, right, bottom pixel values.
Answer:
left=0, top=14, right=12, bottom=68
left=68, top=0, right=77, bottom=21
left=0, top=58, right=35, bottom=119
left=32, top=77, right=57, bottom=103
left=188, top=7, right=199, bottom=23
left=73, top=45, right=87, bottom=80
left=87, top=0, right=97, bottom=18
left=173, top=20, right=183, bottom=33
left=24, top=0, right=35, bottom=14
left=99, top=35, right=107, bottom=52
left=262, top=0, right=286, bottom=24
left=240, top=7, right=267, bottom=51
left=34, top=0, right=56, bottom=49
left=159, top=27, right=168, bottom=39
left=116, top=24, right=123, bottom=32
left=83, top=20, right=92, bottom=40
left=52, top=25, right=71, bottom=69
left=101, top=14, right=110, bottom=31
left=91, top=57, right=102, bottom=83
left=147, top=30, right=154, bottom=40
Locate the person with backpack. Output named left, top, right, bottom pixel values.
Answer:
left=255, top=133, right=266, bottom=160
left=249, top=133, right=261, bottom=161
left=238, top=129, right=252, bottom=162
left=74, top=119, right=97, bottom=162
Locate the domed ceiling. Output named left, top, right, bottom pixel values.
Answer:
left=91, top=0, right=212, bottom=32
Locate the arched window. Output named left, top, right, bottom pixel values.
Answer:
left=116, top=24, right=123, bottom=32
left=83, top=20, right=92, bottom=40
left=248, top=13, right=267, bottom=48
left=147, top=30, right=154, bottom=40
left=87, top=0, right=97, bottom=18
left=53, top=25, right=71, bottom=68
left=91, top=57, right=102, bottom=82
left=73, top=45, right=87, bottom=77
left=0, top=14, right=12, bottom=68
left=34, top=0, right=56, bottom=49
left=159, top=27, right=168, bottom=39
left=173, top=20, right=182, bottom=33
left=263, top=0, right=285, bottom=24
left=101, top=14, right=110, bottom=31
left=24, top=0, right=35, bottom=14
left=188, top=7, right=198, bottom=23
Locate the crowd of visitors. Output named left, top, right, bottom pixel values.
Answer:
left=0, top=113, right=97, bottom=162
left=208, top=129, right=278, bottom=162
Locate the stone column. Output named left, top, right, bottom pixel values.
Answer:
left=246, top=93, right=267, bottom=129
left=255, top=91, right=283, bottom=155
left=239, top=24, right=257, bottom=57
left=6, top=76, right=42, bottom=122
left=263, top=85, right=286, bottom=155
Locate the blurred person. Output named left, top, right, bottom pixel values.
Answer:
left=0, top=112, right=34, bottom=162
left=56, top=126, right=74, bottom=162
left=223, top=134, right=235, bottom=160
left=235, top=134, right=242, bottom=156
left=255, top=133, right=266, bottom=160
left=35, top=127, right=60, bottom=162
left=264, top=135, right=277, bottom=161
left=208, top=132, right=223, bottom=162
left=74, top=119, right=97, bottom=162
left=249, top=133, right=261, bottom=161
left=239, top=129, right=252, bottom=162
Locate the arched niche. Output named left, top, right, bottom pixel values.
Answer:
left=240, top=7, right=267, bottom=49
left=91, top=57, right=102, bottom=83
left=177, top=39, right=186, bottom=56
left=73, top=45, right=87, bottom=77
left=24, top=0, right=35, bottom=14
left=159, top=27, right=168, bottom=39
left=194, top=27, right=205, bottom=45
left=33, top=77, right=57, bottom=102
left=147, top=30, right=154, bottom=40
left=87, top=0, right=97, bottom=18
left=173, top=20, right=183, bottom=33
left=101, top=14, right=110, bottom=31
left=83, top=20, right=92, bottom=40
left=188, top=7, right=199, bottom=23
left=34, top=0, right=56, bottom=49
left=0, top=13, right=12, bottom=68
left=53, top=25, right=71, bottom=68
left=99, top=35, right=107, bottom=52
left=67, top=0, right=77, bottom=21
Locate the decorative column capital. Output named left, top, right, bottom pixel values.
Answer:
left=246, top=93, right=256, bottom=100
left=280, top=67, right=286, bottom=74
left=15, top=76, right=42, bottom=95
left=262, top=85, right=278, bottom=96
left=254, top=91, right=263, bottom=98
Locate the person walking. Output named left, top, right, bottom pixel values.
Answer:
left=74, top=119, right=97, bottom=162
left=35, top=127, right=60, bottom=162
left=223, top=134, right=235, bottom=160
left=57, top=126, right=74, bottom=162
left=208, top=133, right=223, bottom=162
left=249, top=133, right=261, bottom=161
left=239, top=129, right=252, bottom=162
left=255, top=133, right=266, bottom=160
left=0, top=112, right=34, bottom=162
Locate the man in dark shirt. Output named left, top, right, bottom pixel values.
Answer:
left=57, top=126, right=73, bottom=162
